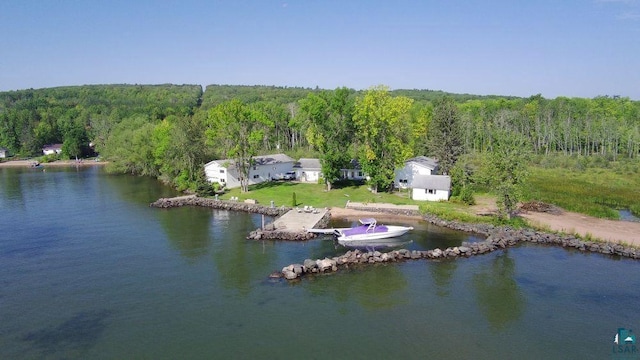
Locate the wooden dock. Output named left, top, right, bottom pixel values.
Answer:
left=271, top=207, right=329, bottom=233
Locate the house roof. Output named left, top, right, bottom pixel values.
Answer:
left=341, top=158, right=361, bottom=170
left=204, top=153, right=294, bottom=169
left=43, top=144, right=63, bottom=151
left=253, top=153, right=294, bottom=166
left=294, top=158, right=321, bottom=170
left=406, top=156, right=438, bottom=170
left=412, top=175, right=451, bottom=190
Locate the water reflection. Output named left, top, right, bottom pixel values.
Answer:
left=211, top=211, right=277, bottom=295
left=472, top=251, right=525, bottom=331
left=429, top=259, right=458, bottom=297
left=306, top=266, right=408, bottom=310
left=21, top=310, right=111, bottom=358
left=0, top=168, right=26, bottom=209
left=157, top=207, right=211, bottom=259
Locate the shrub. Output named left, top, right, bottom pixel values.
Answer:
left=460, top=186, right=476, bottom=205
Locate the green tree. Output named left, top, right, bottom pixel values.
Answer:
left=353, top=85, right=414, bottom=192
left=427, top=97, right=463, bottom=175
left=101, top=115, right=158, bottom=176
left=206, top=99, right=271, bottom=192
left=301, top=87, right=355, bottom=190
left=62, top=123, right=87, bottom=160
left=483, top=130, right=531, bottom=219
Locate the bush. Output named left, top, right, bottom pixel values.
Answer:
left=460, top=186, right=476, bottom=205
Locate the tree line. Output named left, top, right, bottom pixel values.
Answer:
left=1, top=84, right=638, bottom=208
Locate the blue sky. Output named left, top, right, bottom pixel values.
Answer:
left=1, top=0, right=638, bottom=99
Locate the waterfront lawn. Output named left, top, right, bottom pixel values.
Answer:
left=522, top=166, right=640, bottom=219
left=217, top=180, right=528, bottom=227
left=218, top=180, right=419, bottom=208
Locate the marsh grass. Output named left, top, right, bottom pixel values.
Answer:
left=523, top=165, right=640, bottom=219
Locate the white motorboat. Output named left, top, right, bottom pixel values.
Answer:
left=333, top=218, right=413, bottom=242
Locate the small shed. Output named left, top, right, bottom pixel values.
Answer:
left=0, top=147, right=9, bottom=158
left=411, top=175, right=451, bottom=201
left=294, top=158, right=321, bottom=183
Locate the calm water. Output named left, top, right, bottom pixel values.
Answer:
left=1, top=167, right=639, bottom=359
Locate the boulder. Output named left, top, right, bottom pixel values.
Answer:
left=317, top=258, right=337, bottom=272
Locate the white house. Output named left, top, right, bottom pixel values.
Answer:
left=42, top=144, right=63, bottom=156
left=341, top=159, right=366, bottom=181
left=394, top=156, right=439, bottom=189
left=411, top=175, right=451, bottom=201
left=204, top=153, right=295, bottom=189
left=0, top=147, right=9, bottom=159
left=294, top=158, right=322, bottom=183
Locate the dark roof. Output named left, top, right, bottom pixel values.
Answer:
left=406, top=156, right=438, bottom=169
left=252, top=153, right=294, bottom=166
left=294, top=158, right=321, bottom=170
left=342, top=159, right=361, bottom=170
left=43, top=143, right=63, bottom=151
left=412, top=175, right=451, bottom=190
left=205, top=153, right=294, bottom=169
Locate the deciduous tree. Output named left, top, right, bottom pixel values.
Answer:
left=482, top=130, right=531, bottom=219
left=206, top=99, right=271, bottom=192
left=353, top=86, right=414, bottom=193
left=301, top=87, right=355, bottom=190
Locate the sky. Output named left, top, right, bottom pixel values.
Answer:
left=1, top=0, right=639, bottom=99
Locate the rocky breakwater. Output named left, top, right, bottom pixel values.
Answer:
left=150, top=196, right=289, bottom=217
left=277, top=226, right=640, bottom=280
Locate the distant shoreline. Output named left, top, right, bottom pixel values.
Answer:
left=0, top=159, right=108, bottom=168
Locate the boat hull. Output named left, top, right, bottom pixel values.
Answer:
left=335, top=225, right=413, bottom=242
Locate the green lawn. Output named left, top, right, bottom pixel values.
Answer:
left=217, top=180, right=418, bottom=208
left=215, top=180, right=522, bottom=227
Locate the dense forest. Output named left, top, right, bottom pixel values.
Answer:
left=1, top=84, right=638, bottom=197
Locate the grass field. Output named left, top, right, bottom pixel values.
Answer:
left=218, top=180, right=417, bottom=208
left=523, top=166, right=640, bottom=219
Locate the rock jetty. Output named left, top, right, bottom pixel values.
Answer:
left=277, top=226, right=640, bottom=280
left=150, top=196, right=288, bottom=217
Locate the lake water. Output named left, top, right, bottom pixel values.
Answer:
left=1, top=166, right=639, bottom=359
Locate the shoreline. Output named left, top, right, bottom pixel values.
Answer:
left=0, top=159, right=108, bottom=168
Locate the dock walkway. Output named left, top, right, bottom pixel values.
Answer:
left=271, top=207, right=329, bottom=233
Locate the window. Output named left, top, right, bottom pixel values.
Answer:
left=253, top=166, right=257, bottom=170
left=358, top=171, right=363, bottom=177
left=253, top=174, right=260, bottom=179
left=400, top=179, right=408, bottom=184
left=219, top=169, right=225, bottom=174
left=426, top=189, right=436, bottom=194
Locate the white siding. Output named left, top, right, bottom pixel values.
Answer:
left=298, top=170, right=320, bottom=182
left=204, top=155, right=295, bottom=189
left=412, top=188, right=449, bottom=201
left=395, top=162, right=435, bottom=189
left=341, top=169, right=366, bottom=180
left=204, top=161, right=241, bottom=189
